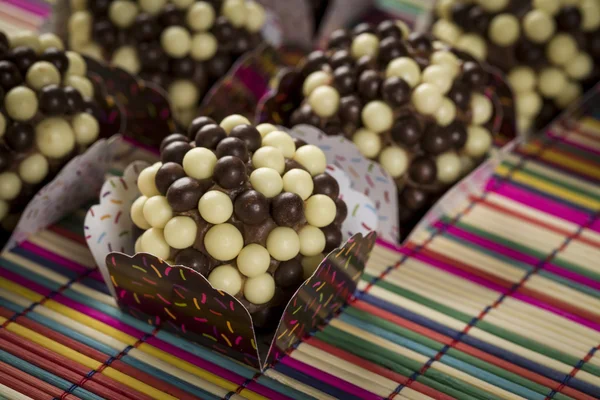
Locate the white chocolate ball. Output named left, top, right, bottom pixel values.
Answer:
left=72, top=113, right=99, bottom=145
left=302, top=253, right=324, bottom=279
left=65, top=75, right=94, bottom=100
left=293, top=145, right=327, bottom=176
left=183, top=147, right=217, bottom=180
left=164, top=216, right=197, bottom=249
left=546, top=34, right=578, bottom=66
left=523, top=10, right=555, bottom=43
left=351, top=33, right=380, bottom=59
left=252, top=146, right=285, bottom=174
left=430, top=50, right=461, bottom=77
left=489, top=14, right=520, bottom=47
left=361, top=101, right=394, bottom=133
left=385, top=57, right=421, bottom=87
left=465, top=126, right=492, bottom=157
left=533, top=0, right=560, bottom=15
left=0, top=114, right=5, bottom=138
left=305, top=194, right=336, bottom=227
left=78, top=43, right=103, bottom=60
left=161, top=27, right=192, bottom=58
left=65, top=51, right=87, bottom=77
left=5, top=86, right=38, bottom=121
left=172, top=0, right=194, bottom=7
left=109, top=1, right=139, bottom=28
left=168, top=80, right=200, bottom=109
left=455, top=34, right=487, bottom=60
left=566, top=53, right=593, bottom=80
left=220, top=114, right=251, bottom=134
left=507, top=66, right=536, bottom=93
left=282, top=169, right=314, bottom=200
left=353, top=128, right=381, bottom=158
left=0, top=200, right=7, bottom=222
left=308, top=86, right=340, bottom=118
left=436, top=0, right=454, bottom=18
left=411, top=83, right=443, bottom=115
left=422, top=65, right=453, bottom=94
left=143, top=195, right=173, bottom=228
left=208, top=264, right=242, bottom=295
left=140, top=228, right=170, bottom=260
left=111, top=46, right=140, bottom=74
left=137, top=164, right=161, bottom=197
left=250, top=167, right=283, bottom=198
left=139, top=0, right=166, bottom=14
left=199, top=190, right=233, bottom=224
left=222, top=0, right=246, bottom=27
left=205, top=223, right=244, bottom=261
left=538, top=67, right=567, bottom=98
left=432, top=19, right=462, bottom=45
left=435, top=97, right=456, bottom=127
left=190, top=32, right=218, bottom=61
left=396, top=20, right=411, bottom=37
left=470, top=93, right=493, bottom=125
left=555, top=81, right=582, bottom=109
left=256, top=123, right=277, bottom=137
left=266, top=226, right=300, bottom=261
left=237, top=244, right=270, bottom=277
left=302, top=71, right=331, bottom=97
left=262, top=131, right=296, bottom=158
left=581, top=0, right=600, bottom=31
left=68, top=11, right=92, bottom=46
left=244, top=273, right=275, bottom=304
left=379, top=146, right=409, bottom=178
left=245, top=1, right=266, bottom=32
left=9, top=31, right=40, bottom=53
left=35, top=118, right=75, bottom=159
left=436, top=152, right=461, bottom=184
left=26, top=61, right=60, bottom=90
left=134, top=236, right=143, bottom=253
left=516, top=91, right=542, bottom=118
left=187, top=1, right=215, bottom=31
left=18, top=153, right=49, bottom=185
left=477, top=0, right=509, bottom=11
left=298, top=225, right=326, bottom=256
left=131, top=196, right=151, bottom=230
left=0, top=172, right=22, bottom=201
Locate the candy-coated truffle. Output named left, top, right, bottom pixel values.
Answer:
left=204, top=223, right=244, bottom=261
left=208, top=264, right=243, bottom=295
left=237, top=244, right=270, bottom=277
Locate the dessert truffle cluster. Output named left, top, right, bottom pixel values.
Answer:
left=67, top=0, right=266, bottom=126
left=0, top=30, right=101, bottom=227
left=289, top=20, right=494, bottom=226
left=129, top=114, right=347, bottom=325
left=433, top=0, right=600, bottom=131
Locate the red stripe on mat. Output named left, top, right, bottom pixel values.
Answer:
left=49, top=225, right=88, bottom=246
left=0, top=360, right=76, bottom=400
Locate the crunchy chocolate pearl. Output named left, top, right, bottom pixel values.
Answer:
left=159, top=3, right=184, bottom=26
left=352, top=22, right=374, bottom=36
left=332, top=66, right=355, bottom=95
left=391, top=116, right=422, bottom=146
left=216, top=137, right=248, bottom=160
left=557, top=6, right=582, bottom=31
left=0, top=61, right=22, bottom=90
left=213, top=155, right=247, bottom=188
left=379, top=36, right=407, bottom=64
left=188, top=116, right=216, bottom=139
left=40, top=48, right=68, bottom=75
left=63, top=86, right=84, bottom=115
left=377, top=20, right=403, bottom=39
left=355, top=55, right=376, bottom=77
left=206, top=52, right=232, bottom=77
left=462, top=61, right=487, bottom=88
left=195, top=124, right=226, bottom=149
left=448, top=81, right=471, bottom=110
left=133, top=13, right=160, bottom=42
left=271, top=192, right=304, bottom=227
left=301, top=50, right=328, bottom=76
left=422, top=125, right=451, bottom=155
left=339, top=95, right=361, bottom=125
left=408, top=156, right=437, bottom=184
left=5, top=122, right=34, bottom=152
left=447, top=122, right=468, bottom=149
left=330, top=49, right=353, bottom=69
left=174, top=248, right=210, bottom=276
left=466, top=5, right=491, bottom=35
left=357, top=70, right=381, bottom=100
left=0, top=147, right=11, bottom=172
left=334, top=197, right=347, bottom=225
left=381, top=76, right=410, bottom=106
left=160, top=133, right=188, bottom=152
left=229, top=124, right=262, bottom=152
left=161, top=141, right=193, bottom=165
left=408, top=32, right=433, bottom=53
left=321, top=224, right=342, bottom=253
left=234, top=189, right=269, bottom=225
left=328, top=29, right=351, bottom=49
left=515, top=39, right=545, bottom=65
left=9, top=47, right=37, bottom=74
left=39, top=85, right=67, bottom=115
left=274, top=259, right=304, bottom=288
left=93, top=19, right=119, bottom=48
left=400, top=186, right=428, bottom=210
left=155, top=162, right=186, bottom=194
left=312, top=173, right=339, bottom=199
left=166, top=176, right=204, bottom=212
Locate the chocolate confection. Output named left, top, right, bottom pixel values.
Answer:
left=432, top=0, right=600, bottom=131
left=130, top=114, right=347, bottom=327
left=0, top=30, right=102, bottom=230
left=282, top=20, right=494, bottom=234
left=67, top=0, right=266, bottom=126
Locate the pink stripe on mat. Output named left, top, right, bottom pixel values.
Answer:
left=1, top=0, right=50, bottom=17
left=547, top=131, right=600, bottom=157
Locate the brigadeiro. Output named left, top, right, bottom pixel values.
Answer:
left=432, top=0, right=600, bottom=132
left=0, top=30, right=104, bottom=232
left=129, top=114, right=347, bottom=327
left=267, top=19, right=496, bottom=235
left=67, top=0, right=267, bottom=126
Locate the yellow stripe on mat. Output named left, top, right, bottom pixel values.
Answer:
left=519, top=142, right=600, bottom=181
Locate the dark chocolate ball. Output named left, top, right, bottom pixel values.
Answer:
left=462, top=61, right=487, bottom=88
left=206, top=52, right=232, bottom=77
left=271, top=192, right=304, bottom=227
left=382, top=76, right=410, bottom=106
left=339, top=95, right=361, bottom=125
left=293, top=137, right=307, bottom=148
left=155, top=162, right=186, bottom=195
left=589, top=30, right=600, bottom=59
left=251, top=306, right=284, bottom=330
left=352, top=22, right=374, bottom=36
left=230, top=124, right=262, bottom=152
left=321, top=224, right=342, bottom=253
left=159, top=4, right=184, bottom=26
left=160, top=133, right=188, bottom=152
left=0, top=86, right=4, bottom=105
left=448, top=81, right=471, bottom=110
left=332, top=65, right=355, bottom=95
left=466, top=6, right=491, bottom=35
left=0, top=32, right=7, bottom=48
left=328, top=29, right=351, bottom=49
left=301, top=50, right=328, bottom=76
left=451, top=2, right=473, bottom=27
left=556, top=6, right=582, bottom=31
left=422, top=125, right=451, bottom=155
left=0, top=147, right=12, bottom=173
left=234, top=190, right=269, bottom=225
left=90, top=0, right=110, bottom=14
left=213, top=16, right=235, bottom=45
left=40, top=48, right=69, bottom=75
left=334, top=198, right=347, bottom=225
left=175, top=248, right=210, bottom=276
left=391, top=116, right=422, bottom=146
left=166, top=177, right=204, bottom=212
left=133, top=13, right=160, bottom=42
left=63, top=86, right=84, bottom=114
left=9, top=46, right=37, bottom=74
left=357, top=70, right=381, bottom=100
left=408, top=156, right=436, bottom=184
left=407, top=32, right=432, bottom=53
left=170, top=57, right=196, bottom=78
left=161, top=141, right=193, bottom=165
left=192, top=63, right=208, bottom=88
left=0, top=61, right=22, bottom=90
left=323, top=121, right=343, bottom=137
left=5, top=122, right=34, bottom=152
left=138, top=42, right=167, bottom=71
left=83, top=100, right=102, bottom=120
left=39, top=84, right=67, bottom=115
left=378, top=36, right=407, bottom=64
left=213, top=156, right=247, bottom=188
left=290, top=105, right=321, bottom=127
left=447, top=122, right=467, bottom=149
left=355, top=55, right=376, bottom=77
left=195, top=124, right=227, bottom=149
left=330, top=49, right=353, bottom=70
left=216, top=137, right=248, bottom=160
left=377, top=20, right=403, bottom=39
left=231, top=29, right=252, bottom=55
left=312, top=173, right=339, bottom=199
left=274, top=259, right=304, bottom=288
left=400, top=186, right=428, bottom=210
left=515, top=39, right=545, bottom=65
left=188, top=116, right=216, bottom=139
left=93, top=19, right=118, bottom=48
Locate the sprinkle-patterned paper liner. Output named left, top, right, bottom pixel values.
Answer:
left=85, top=158, right=377, bottom=369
